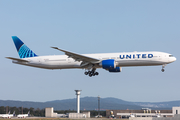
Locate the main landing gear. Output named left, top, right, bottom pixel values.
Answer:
left=161, top=64, right=166, bottom=72
left=84, top=68, right=99, bottom=77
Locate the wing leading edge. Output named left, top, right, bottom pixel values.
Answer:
left=51, top=47, right=100, bottom=64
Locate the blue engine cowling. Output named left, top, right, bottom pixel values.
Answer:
left=109, top=67, right=121, bottom=72
left=100, top=59, right=121, bottom=72
left=101, top=59, right=116, bottom=69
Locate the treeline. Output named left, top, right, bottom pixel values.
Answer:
left=0, top=106, right=106, bottom=117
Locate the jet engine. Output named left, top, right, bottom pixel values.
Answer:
left=109, top=67, right=122, bottom=72
left=100, top=59, right=117, bottom=69
left=99, top=59, right=122, bottom=72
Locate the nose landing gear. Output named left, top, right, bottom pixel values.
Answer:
left=161, top=64, right=166, bottom=72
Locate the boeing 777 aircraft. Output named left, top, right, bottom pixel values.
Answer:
left=6, top=36, right=176, bottom=77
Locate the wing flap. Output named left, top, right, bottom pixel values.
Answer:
left=51, top=47, right=100, bottom=63
left=6, top=57, right=29, bottom=62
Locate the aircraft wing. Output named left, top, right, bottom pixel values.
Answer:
left=51, top=47, right=100, bottom=64
left=6, top=57, right=29, bottom=62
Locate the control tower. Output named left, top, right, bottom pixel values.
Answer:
left=75, top=90, right=82, bottom=113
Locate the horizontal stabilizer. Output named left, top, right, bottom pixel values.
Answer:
left=6, top=57, right=29, bottom=62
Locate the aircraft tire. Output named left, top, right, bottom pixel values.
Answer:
left=85, top=71, right=88, bottom=75
left=95, top=72, right=99, bottom=75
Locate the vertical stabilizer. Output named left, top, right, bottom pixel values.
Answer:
left=28, top=111, right=30, bottom=116
left=12, top=36, right=37, bottom=58
left=13, top=111, right=15, bottom=116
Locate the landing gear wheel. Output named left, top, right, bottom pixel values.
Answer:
left=161, top=69, right=165, bottom=72
left=85, top=71, right=88, bottom=75
left=95, top=72, right=99, bottom=75
left=89, top=74, right=92, bottom=77
left=85, top=68, right=99, bottom=77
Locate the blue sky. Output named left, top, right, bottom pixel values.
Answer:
left=0, top=0, right=180, bottom=102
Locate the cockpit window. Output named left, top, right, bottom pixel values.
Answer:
left=169, top=55, right=173, bottom=57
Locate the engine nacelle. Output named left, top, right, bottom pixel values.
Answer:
left=109, top=67, right=122, bottom=72
left=100, top=59, right=116, bottom=69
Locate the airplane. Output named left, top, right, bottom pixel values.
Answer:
left=6, top=36, right=176, bottom=77
left=130, top=113, right=135, bottom=117
left=17, top=111, right=30, bottom=118
left=0, top=111, right=10, bottom=118
left=1, top=111, right=15, bottom=118
left=155, top=114, right=161, bottom=118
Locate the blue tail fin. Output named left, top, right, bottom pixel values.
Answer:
left=28, top=111, right=30, bottom=116
left=13, top=111, right=16, bottom=116
left=12, top=36, right=38, bottom=58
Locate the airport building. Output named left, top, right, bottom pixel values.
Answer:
left=67, top=112, right=90, bottom=118
left=45, top=107, right=90, bottom=118
left=106, top=107, right=180, bottom=119
left=45, top=107, right=64, bottom=118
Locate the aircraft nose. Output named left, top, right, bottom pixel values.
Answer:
left=169, top=56, right=176, bottom=63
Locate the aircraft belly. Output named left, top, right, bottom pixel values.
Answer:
left=14, top=61, right=82, bottom=69
left=38, top=62, right=81, bottom=69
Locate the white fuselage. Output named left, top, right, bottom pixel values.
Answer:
left=0, top=114, right=8, bottom=118
left=1, top=114, right=14, bottom=118
left=12, top=51, right=176, bottom=70
left=17, top=114, right=28, bottom=118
